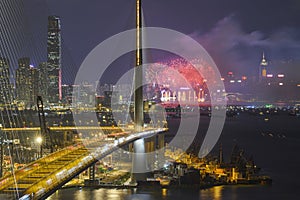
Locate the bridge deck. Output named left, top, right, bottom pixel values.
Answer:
left=0, top=144, right=90, bottom=199
left=0, top=128, right=167, bottom=200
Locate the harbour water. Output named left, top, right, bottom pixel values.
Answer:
left=48, top=111, right=300, bottom=199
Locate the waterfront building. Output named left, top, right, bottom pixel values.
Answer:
left=61, top=84, right=73, bottom=105
left=65, top=83, right=95, bottom=107
left=78, top=82, right=95, bottom=107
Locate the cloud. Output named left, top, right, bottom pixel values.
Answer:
left=183, top=15, right=300, bottom=79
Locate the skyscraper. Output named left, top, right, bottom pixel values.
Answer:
left=259, top=52, right=268, bottom=82
left=16, top=57, right=30, bottom=104
left=47, top=16, right=62, bottom=103
left=16, top=57, right=38, bottom=107
left=0, top=57, right=13, bottom=104
left=38, top=62, right=49, bottom=101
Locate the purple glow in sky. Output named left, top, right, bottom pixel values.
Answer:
left=1, top=0, right=300, bottom=84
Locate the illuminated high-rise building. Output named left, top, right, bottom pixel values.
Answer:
left=16, top=57, right=30, bottom=104
left=0, top=57, right=13, bottom=104
left=259, top=52, right=268, bottom=82
left=47, top=15, right=62, bottom=103
left=61, top=84, right=73, bottom=105
left=16, top=57, right=39, bottom=107
left=38, top=62, right=49, bottom=101
left=29, top=64, right=39, bottom=105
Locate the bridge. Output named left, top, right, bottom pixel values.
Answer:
left=0, top=1, right=169, bottom=200
left=0, top=128, right=167, bottom=200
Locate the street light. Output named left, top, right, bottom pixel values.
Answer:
left=36, top=136, right=43, bottom=144
left=36, top=136, right=43, bottom=158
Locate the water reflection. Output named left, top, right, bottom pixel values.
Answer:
left=48, top=184, right=294, bottom=200
left=76, top=189, right=85, bottom=200
left=49, top=188, right=135, bottom=200
left=200, top=186, right=224, bottom=199
left=162, top=188, right=167, bottom=197
left=213, top=186, right=222, bottom=200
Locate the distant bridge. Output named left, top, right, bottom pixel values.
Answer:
left=0, top=128, right=167, bottom=200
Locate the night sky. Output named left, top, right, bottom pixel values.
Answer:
left=2, top=0, right=300, bottom=84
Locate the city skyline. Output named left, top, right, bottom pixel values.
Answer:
left=1, top=16, right=63, bottom=107
left=0, top=1, right=299, bottom=108
left=0, top=0, right=299, bottom=85
left=0, top=1, right=300, bottom=199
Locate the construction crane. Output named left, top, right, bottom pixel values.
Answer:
left=37, top=96, right=53, bottom=156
